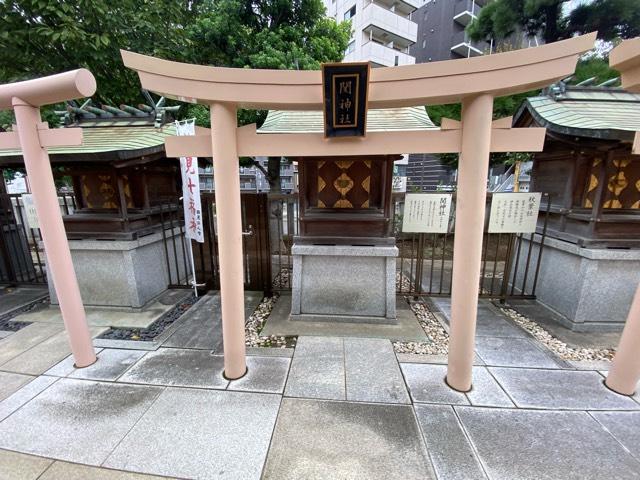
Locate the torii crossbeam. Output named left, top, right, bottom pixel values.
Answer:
left=122, top=33, right=596, bottom=389
left=0, top=70, right=97, bottom=368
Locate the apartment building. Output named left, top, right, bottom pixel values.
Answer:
left=324, top=0, right=421, bottom=67
left=410, top=0, right=489, bottom=62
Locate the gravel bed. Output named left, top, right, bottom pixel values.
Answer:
left=98, top=295, right=199, bottom=341
left=272, top=267, right=291, bottom=290
left=393, top=300, right=449, bottom=355
left=499, top=306, right=615, bottom=362
left=245, top=293, right=296, bottom=348
left=0, top=295, right=48, bottom=333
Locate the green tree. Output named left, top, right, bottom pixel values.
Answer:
left=467, top=0, right=640, bottom=45
left=0, top=0, right=199, bottom=105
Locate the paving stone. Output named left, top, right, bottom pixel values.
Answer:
left=456, top=406, right=640, bottom=480
left=0, top=378, right=163, bottom=465
left=104, top=388, right=280, bottom=480
left=284, top=336, right=345, bottom=400
left=489, top=367, right=639, bottom=410
left=0, top=331, right=12, bottom=339
left=161, top=293, right=222, bottom=350
left=0, top=323, right=63, bottom=366
left=40, top=460, right=175, bottom=479
left=475, top=336, right=561, bottom=368
left=118, top=348, right=228, bottom=389
left=227, top=355, right=290, bottom=394
left=414, top=404, right=487, bottom=480
left=43, top=348, right=104, bottom=377
left=262, top=398, right=435, bottom=480
left=400, top=363, right=469, bottom=405
left=0, top=448, right=53, bottom=480
left=395, top=353, right=485, bottom=365
left=0, top=287, right=47, bottom=317
left=262, top=294, right=428, bottom=342
left=69, top=349, right=147, bottom=381
left=590, top=411, right=640, bottom=461
left=344, top=337, right=410, bottom=404
left=466, top=367, right=515, bottom=408
left=474, top=313, right=527, bottom=338
left=0, top=371, right=34, bottom=401
left=0, top=375, right=58, bottom=421
left=440, top=305, right=527, bottom=338
left=0, top=326, right=106, bottom=375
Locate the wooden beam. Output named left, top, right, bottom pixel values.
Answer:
left=38, top=127, right=83, bottom=148
left=163, top=125, right=546, bottom=158
left=633, top=131, right=639, bottom=155
left=0, top=131, right=20, bottom=149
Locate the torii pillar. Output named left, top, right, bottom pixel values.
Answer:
left=0, top=71, right=97, bottom=367
left=447, top=94, right=494, bottom=392
left=604, top=38, right=640, bottom=396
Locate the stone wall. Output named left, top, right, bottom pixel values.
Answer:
left=46, top=230, right=190, bottom=310
left=513, top=236, right=640, bottom=331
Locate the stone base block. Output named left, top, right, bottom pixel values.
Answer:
left=514, top=236, right=640, bottom=332
left=47, top=230, right=190, bottom=310
left=291, top=244, right=398, bottom=324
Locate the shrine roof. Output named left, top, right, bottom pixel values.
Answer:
left=514, top=85, right=640, bottom=142
left=0, top=124, right=177, bottom=164
left=258, top=107, right=437, bottom=134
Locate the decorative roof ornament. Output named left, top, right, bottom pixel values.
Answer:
left=55, top=90, right=180, bottom=128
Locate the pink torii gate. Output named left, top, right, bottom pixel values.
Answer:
left=0, top=70, right=97, bottom=367
left=122, top=33, right=598, bottom=391
left=604, top=38, right=640, bottom=396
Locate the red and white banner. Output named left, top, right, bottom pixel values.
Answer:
left=175, top=120, right=204, bottom=243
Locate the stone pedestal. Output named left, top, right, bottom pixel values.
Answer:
left=514, top=236, right=640, bottom=331
left=291, top=244, right=398, bottom=324
left=46, top=230, right=190, bottom=309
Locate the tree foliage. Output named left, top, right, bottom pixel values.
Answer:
left=0, top=0, right=199, bottom=105
left=467, top=0, right=640, bottom=45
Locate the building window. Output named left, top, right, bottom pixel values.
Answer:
left=422, top=39, right=427, bottom=48
left=394, top=55, right=399, bottom=66
left=345, top=40, right=355, bottom=55
left=344, top=5, right=356, bottom=20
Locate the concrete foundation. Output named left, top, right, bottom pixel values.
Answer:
left=291, top=244, right=398, bottom=324
left=46, top=230, right=190, bottom=309
left=514, top=236, right=640, bottom=332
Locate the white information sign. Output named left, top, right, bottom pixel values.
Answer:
left=22, top=194, right=39, bottom=229
left=176, top=120, right=204, bottom=243
left=402, top=193, right=452, bottom=233
left=488, top=192, right=542, bottom=233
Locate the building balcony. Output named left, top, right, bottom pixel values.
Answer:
left=453, top=0, right=481, bottom=26
left=361, top=41, right=415, bottom=67
left=361, top=2, right=418, bottom=47
left=450, top=30, right=484, bottom=57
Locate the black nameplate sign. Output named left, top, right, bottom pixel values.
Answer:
left=322, top=62, right=370, bottom=138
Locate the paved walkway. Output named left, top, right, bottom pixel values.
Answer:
left=0, top=298, right=639, bottom=479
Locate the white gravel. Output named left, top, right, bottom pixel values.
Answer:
left=393, top=300, right=450, bottom=355
left=244, top=294, right=295, bottom=348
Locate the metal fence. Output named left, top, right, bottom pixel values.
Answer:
left=269, top=192, right=549, bottom=300
left=158, top=193, right=272, bottom=294
left=0, top=193, right=76, bottom=286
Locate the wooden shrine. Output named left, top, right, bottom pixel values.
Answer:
left=296, top=155, right=399, bottom=241
left=514, top=83, right=640, bottom=247
left=0, top=96, right=181, bottom=240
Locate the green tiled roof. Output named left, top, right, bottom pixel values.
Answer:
left=258, top=107, right=437, bottom=133
left=0, top=124, right=176, bottom=161
left=516, top=87, right=640, bottom=141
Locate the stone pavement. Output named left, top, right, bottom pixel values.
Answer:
left=1, top=298, right=640, bottom=479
